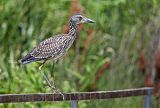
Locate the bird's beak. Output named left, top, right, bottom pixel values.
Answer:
left=85, top=18, right=95, bottom=23
left=81, top=17, right=95, bottom=23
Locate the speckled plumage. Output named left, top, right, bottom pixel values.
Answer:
left=21, top=34, right=75, bottom=64
left=20, top=15, right=95, bottom=99
left=21, top=15, right=94, bottom=65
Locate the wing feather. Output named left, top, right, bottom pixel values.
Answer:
left=30, top=34, right=67, bottom=59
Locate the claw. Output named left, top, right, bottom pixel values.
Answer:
left=55, top=89, right=65, bottom=100
left=50, top=85, right=65, bottom=100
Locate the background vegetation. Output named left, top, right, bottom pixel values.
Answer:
left=0, top=0, right=160, bottom=107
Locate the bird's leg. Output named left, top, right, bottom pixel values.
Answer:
left=39, top=60, right=54, bottom=88
left=38, top=60, right=65, bottom=100
left=50, top=61, right=56, bottom=89
left=50, top=61, right=65, bottom=99
left=39, top=60, right=47, bottom=71
left=50, top=61, right=54, bottom=81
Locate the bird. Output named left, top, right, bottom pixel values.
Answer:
left=20, top=14, right=95, bottom=99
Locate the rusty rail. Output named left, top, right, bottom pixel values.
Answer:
left=0, top=87, right=153, bottom=103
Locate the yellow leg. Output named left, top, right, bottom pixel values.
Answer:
left=39, top=60, right=65, bottom=100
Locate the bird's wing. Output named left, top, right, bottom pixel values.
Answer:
left=30, top=34, right=67, bottom=59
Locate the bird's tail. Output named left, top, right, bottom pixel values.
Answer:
left=20, top=54, right=43, bottom=65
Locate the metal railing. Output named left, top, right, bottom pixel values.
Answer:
left=0, top=87, right=153, bottom=108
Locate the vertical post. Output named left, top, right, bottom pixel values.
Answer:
left=71, top=100, right=78, bottom=108
left=145, top=89, right=152, bottom=108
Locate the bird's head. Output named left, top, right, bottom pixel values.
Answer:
left=70, top=14, right=95, bottom=24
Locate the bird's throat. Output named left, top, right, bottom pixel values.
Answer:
left=68, top=20, right=77, bottom=37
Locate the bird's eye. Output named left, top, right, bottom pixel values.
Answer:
left=79, top=17, right=82, bottom=21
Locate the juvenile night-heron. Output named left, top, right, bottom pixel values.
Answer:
left=21, top=14, right=95, bottom=99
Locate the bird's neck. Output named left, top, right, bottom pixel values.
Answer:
left=67, top=20, right=77, bottom=37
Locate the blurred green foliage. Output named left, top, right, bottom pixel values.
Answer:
left=0, top=0, right=160, bottom=107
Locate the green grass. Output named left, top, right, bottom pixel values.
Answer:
left=0, top=0, right=160, bottom=107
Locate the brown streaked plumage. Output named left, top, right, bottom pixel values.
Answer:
left=20, top=14, right=95, bottom=99
left=21, top=15, right=94, bottom=64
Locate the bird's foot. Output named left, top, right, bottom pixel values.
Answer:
left=55, top=89, right=65, bottom=100
left=49, top=85, right=65, bottom=100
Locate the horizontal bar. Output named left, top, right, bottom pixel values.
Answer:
left=0, top=87, right=153, bottom=103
